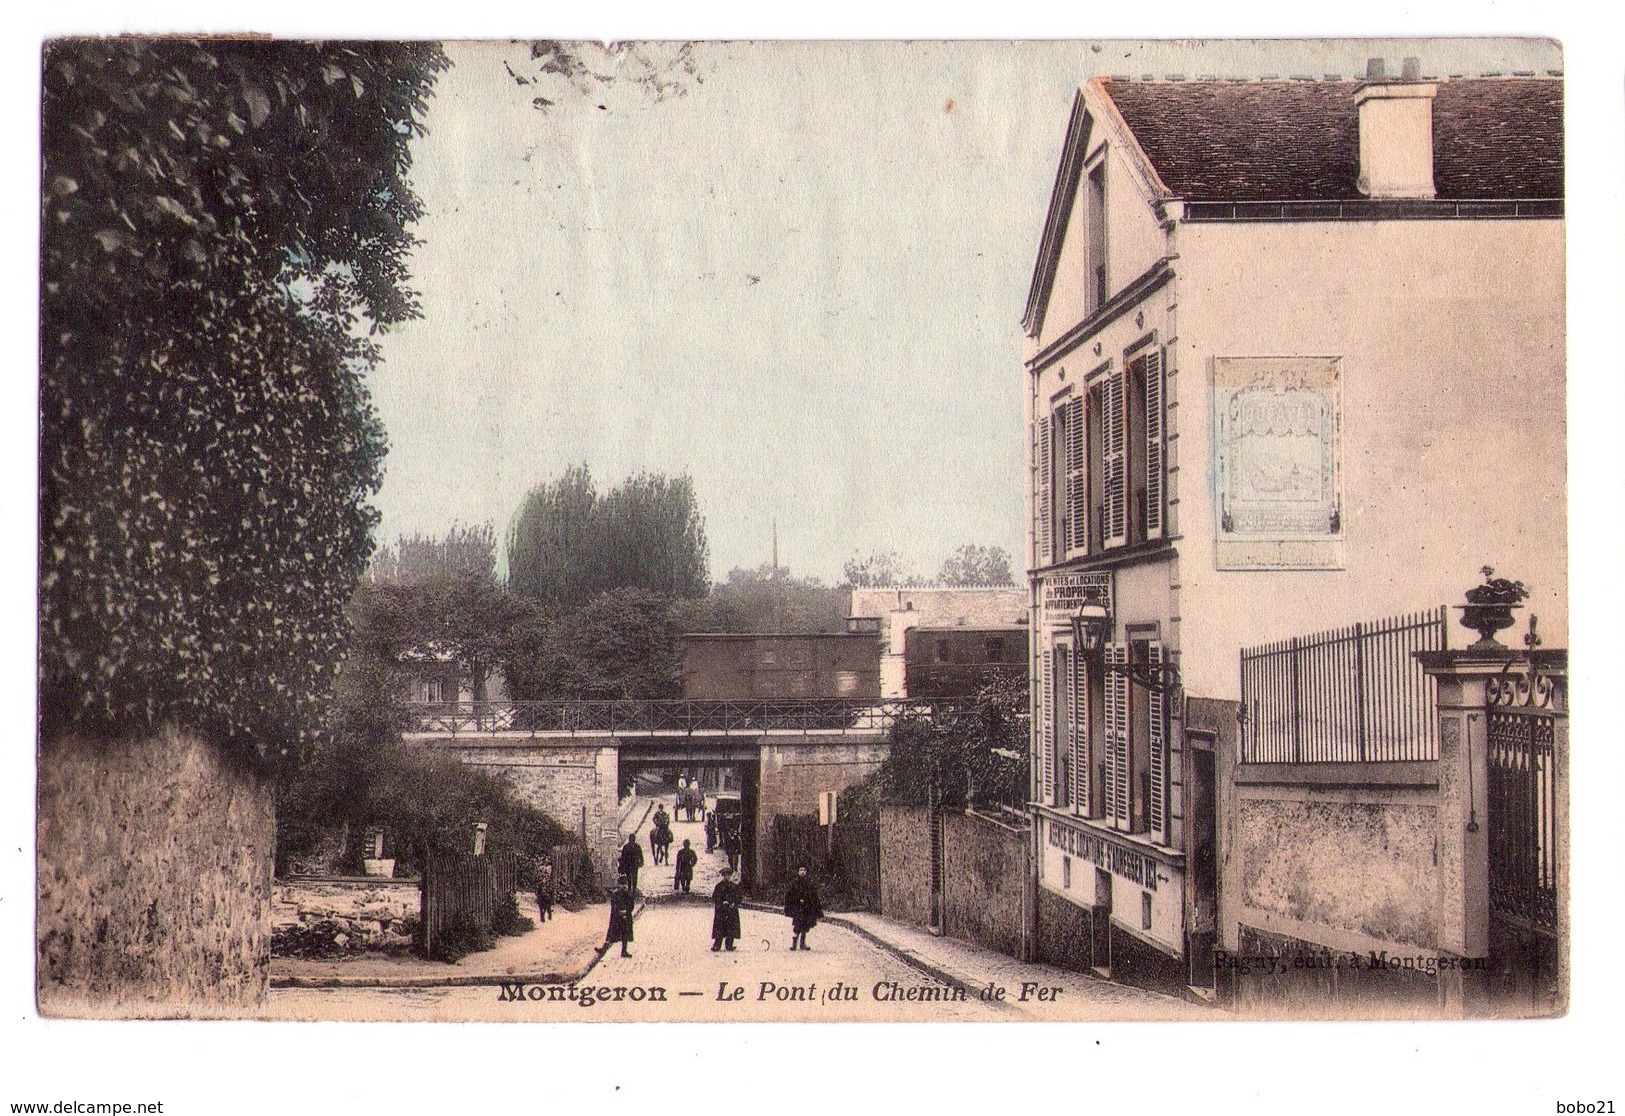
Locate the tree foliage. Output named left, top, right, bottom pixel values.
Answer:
left=505, top=466, right=709, bottom=610
left=936, top=543, right=1015, bottom=587
left=279, top=524, right=569, bottom=874
left=504, top=589, right=683, bottom=702
left=842, top=550, right=920, bottom=589
left=844, top=544, right=1016, bottom=589
left=39, top=39, right=450, bottom=764
left=368, top=522, right=498, bottom=585
left=508, top=41, right=705, bottom=113
left=871, top=673, right=1030, bottom=811
left=671, top=564, right=849, bottom=635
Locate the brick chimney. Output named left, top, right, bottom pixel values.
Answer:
left=1354, top=57, right=1438, bottom=199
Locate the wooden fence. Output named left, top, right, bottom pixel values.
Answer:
left=418, top=850, right=518, bottom=960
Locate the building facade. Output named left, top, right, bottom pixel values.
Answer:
left=678, top=633, right=881, bottom=701
left=848, top=586, right=1029, bottom=698
left=1021, top=62, right=1564, bottom=998
left=902, top=625, right=1029, bottom=700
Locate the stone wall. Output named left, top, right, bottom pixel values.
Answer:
left=878, top=804, right=934, bottom=928
left=37, top=728, right=275, bottom=1017
left=1230, top=788, right=1439, bottom=951
left=1035, top=885, right=1095, bottom=972
left=941, top=810, right=1027, bottom=957
left=440, top=740, right=619, bottom=881
left=756, top=739, right=885, bottom=885
left=1222, top=924, right=1440, bottom=1019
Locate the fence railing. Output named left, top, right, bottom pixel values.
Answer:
left=418, top=850, right=517, bottom=960
left=1239, top=607, right=1446, bottom=763
left=1485, top=655, right=1567, bottom=934
left=403, top=698, right=960, bottom=737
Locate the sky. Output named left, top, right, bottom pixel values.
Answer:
left=367, top=38, right=1560, bottom=585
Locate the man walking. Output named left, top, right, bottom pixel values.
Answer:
left=601, top=874, right=635, bottom=958
left=710, top=867, right=742, bottom=951
left=617, top=834, right=645, bottom=895
left=674, top=839, right=698, bottom=894
left=722, top=821, right=741, bottom=873
left=782, top=865, right=823, bottom=951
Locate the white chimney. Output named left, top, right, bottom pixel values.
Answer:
left=1354, top=57, right=1438, bottom=199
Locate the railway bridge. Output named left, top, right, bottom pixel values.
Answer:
left=405, top=699, right=944, bottom=888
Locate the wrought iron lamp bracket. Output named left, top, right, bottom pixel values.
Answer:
left=1104, top=657, right=1184, bottom=697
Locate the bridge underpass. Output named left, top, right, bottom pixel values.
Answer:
left=402, top=700, right=931, bottom=889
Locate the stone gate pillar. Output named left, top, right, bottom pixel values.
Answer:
left=1415, top=641, right=1568, bottom=1016
left=1414, top=647, right=1507, bottom=967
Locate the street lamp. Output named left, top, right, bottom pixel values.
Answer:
left=1068, top=604, right=1111, bottom=652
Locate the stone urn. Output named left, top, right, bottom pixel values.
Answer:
left=362, top=858, right=396, bottom=878
left=1455, top=567, right=1528, bottom=649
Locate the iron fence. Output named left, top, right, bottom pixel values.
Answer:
left=404, top=698, right=958, bottom=737
left=1485, top=657, right=1566, bottom=934
left=1239, top=607, right=1446, bottom=763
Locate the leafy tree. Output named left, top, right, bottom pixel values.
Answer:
left=507, top=589, right=683, bottom=701
left=871, top=674, right=1029, bottom=811
left=40, top=39, right=450, bottom=764
left=842, top=550, right=920, bottom=589
left=368, top=522, right=498, bottom=584
left=936, top=543, right=1016, bottom=587
left=671, top=564, right=849, bottom=634
left=507, top=41, right=705, bottom=113
left=505, top=466, right=709, bottom=610
left=278, top=550, right=568, bottom=875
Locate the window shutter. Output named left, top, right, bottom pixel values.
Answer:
left=1065, top=396, right=1086, bottom=554
left=1103, top=643, right=1130, bottom=827
left=1144, top=349, right=1166, bottom=540
left=1073, top=646, right=1090, bottom=812
left=1103, top=371, right=1128, bottom=547
left=1037, top=415, right=1052, bottom=565
left=1039, top=646, right=1054, bottom=803
left=1030, top=418, right=1041, bottom=568
left=1148, top=642, right=1167, bottom=841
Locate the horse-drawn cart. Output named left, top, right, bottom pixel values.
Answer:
left=674, top=777, right=705, bottom=822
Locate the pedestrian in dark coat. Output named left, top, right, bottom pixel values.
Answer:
left=722, top=823, right=741, bottom=872
left=602, top=875, right=635, bottom=957
left=618, top=835, right=645, bottom=894
left=782, top=865, right=823, bottom=950
left=704, top=813, right=717, bottom=853
left=710, top=868, right=742, bottom=951
left=674, top=839, right=698, bottom=893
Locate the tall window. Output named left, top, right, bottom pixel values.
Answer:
left=1101, top=639, right=1169, bottom=842
left=1054, top=645, right=1072, bottom=809
left=1086, top=162, right=1107, bottom=312
left=1035, top=348, right=1165, bottom=562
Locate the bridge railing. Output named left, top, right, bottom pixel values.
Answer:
left=403, top=698, right=960, bottom=737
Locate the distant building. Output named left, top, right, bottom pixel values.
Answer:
left=903, top=625, right=1029, bottom=700
left=848, top=586, right=1029, bottom=698
left=399, top=658, right=507, bottom=706
left=678, top=633, right=880, bottom=701
left=1021, top=63, right=1564, bottom=1000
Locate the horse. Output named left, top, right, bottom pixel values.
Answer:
left=649, top=820, right=674, bottom=866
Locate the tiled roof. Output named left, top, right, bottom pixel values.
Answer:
left=1099, top=77, right=1563, bottom=201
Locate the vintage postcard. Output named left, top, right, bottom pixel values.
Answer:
left=34, top=35, right=1572, bottom=1042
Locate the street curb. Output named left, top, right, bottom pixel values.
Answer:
left=818, top=915, right=1019, bottom=1014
